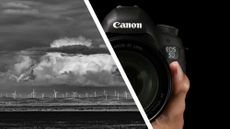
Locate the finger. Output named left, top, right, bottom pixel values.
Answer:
left=170, top=62, right=190, bottom=95
left=162, top=61, right=190, bottom=119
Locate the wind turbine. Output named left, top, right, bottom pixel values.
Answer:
left=85, top=92, right=88, bottom=98
left=53, top=89, right=58, bottom=99
left=114, top=90, right=117, bottom=97
left=72, top=91, right=77, bottom=98
left=124, top=91, right=128, bottom=99
left=41, top=93, right=45, bottom=99
left=103, top=90, right=106, bottom=96
left=94, top=91, right=97, bottom=97
left=103, top=90, right=107, bottom=100
left=12, top=91, right=17, bottom=99
left=31, top=89, right=36, bottom=98
left=65, top=92, right=68, bottom=98
left=117, top=93, right=120, bottom=100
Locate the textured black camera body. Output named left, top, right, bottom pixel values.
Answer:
left=102, top=6, right=185, bottom=121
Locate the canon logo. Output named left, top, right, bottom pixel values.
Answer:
left=113, top=22, right=142, bottom=29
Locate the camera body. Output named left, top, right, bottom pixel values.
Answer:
left=102, top=6, right=185, bottom=121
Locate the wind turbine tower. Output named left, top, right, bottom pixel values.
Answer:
left=53, top=89, right=58, bottom=99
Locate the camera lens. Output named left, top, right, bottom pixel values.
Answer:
left=111, top=38, right=171, bottom=120
left=102, top=6, right=175, bottom=120
left=117, top=50, right=159, bottom=110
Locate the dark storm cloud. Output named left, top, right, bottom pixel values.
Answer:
left=26, top=45, right=109, bottom=55
left=0, top=0, right=101, bottom=51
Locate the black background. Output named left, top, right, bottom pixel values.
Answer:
left=89, top=0, right=228, bottom=129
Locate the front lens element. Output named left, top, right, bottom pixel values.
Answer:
left=117, top=50, right=159, bottom=110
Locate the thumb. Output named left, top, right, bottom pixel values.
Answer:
left=163, top=61, right=190, bottom=119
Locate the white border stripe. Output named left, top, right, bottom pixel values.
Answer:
left=84, top=0, right=153, bottom=129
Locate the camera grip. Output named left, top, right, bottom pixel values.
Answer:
left=157, top=25, right=186, bottom=72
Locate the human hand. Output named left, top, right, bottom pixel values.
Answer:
left=152, top=61, right=190, bottom=129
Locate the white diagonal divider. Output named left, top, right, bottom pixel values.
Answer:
left=84, top=0, right=153, bottom=129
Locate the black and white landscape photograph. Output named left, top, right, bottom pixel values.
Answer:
left=0, top=0, right=146, bottom=128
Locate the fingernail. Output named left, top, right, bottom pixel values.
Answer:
left=170, top=61, right=183, bottom=79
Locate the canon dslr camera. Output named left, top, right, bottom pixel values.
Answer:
left=102, top=6, right=186, bottom=121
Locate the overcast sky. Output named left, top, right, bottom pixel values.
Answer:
left=0, top=0, right=124, bottom=90
left=0, top=0, right=104, bottom=51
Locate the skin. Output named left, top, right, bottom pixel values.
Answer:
left=152, top=61, right=190, bottom=129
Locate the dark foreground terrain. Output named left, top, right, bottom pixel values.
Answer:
left=0, top=112, right=147, bottom=129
